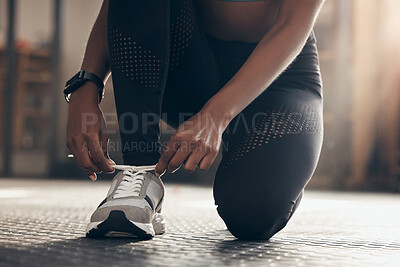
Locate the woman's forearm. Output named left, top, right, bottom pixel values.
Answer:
left=201, top=0, right=324, bottom=125
left=71, top=0, right=110, bottom=103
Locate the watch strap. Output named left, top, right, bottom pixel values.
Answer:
left=82, top=71, right=104, bottom=91
left=63, top=70, right=105, bottom=103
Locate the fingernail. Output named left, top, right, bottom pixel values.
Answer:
left=89, top=173, right=97, bottom=181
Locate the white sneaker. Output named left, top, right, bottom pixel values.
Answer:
left=86, top=165, right=165, bottom=239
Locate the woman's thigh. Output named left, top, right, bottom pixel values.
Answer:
left=215, top=86, right=323, bottom=195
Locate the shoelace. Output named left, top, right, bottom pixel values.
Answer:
left=113, top=165, right=156, bottom=198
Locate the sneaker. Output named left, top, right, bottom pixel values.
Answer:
left=86, top=165, right=165, bottom=239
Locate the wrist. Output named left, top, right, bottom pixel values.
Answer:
left=64, top=70, right=105, bottom=103
left=69, top=81, right=100, bottom=105
left=200, top=99, right=234, bottom=130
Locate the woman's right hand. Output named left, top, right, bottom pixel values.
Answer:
left=66, top=82, right=115, bottom=181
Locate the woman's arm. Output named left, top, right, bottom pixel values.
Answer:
left=67, top=0, right=115, bottom=181
left=71, top=0, right=111, bottom=103
left=201, top=0, right=325, bottom=123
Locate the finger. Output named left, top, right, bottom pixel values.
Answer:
left=198, top=151, right=218, bottom=171
left=68, top=136, right=101, bottom=175
left=167, top=146, right=192, bottom=173
left=71, top=146, right=99, bottom=181
left=155, top=136, right=180, bottom=176
left=100, top=132, right=115, bottom=173
left=85, top=134, right=114, bottom=173
left=184, top=148, right=206, bottom=173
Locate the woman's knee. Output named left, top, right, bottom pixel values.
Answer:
left=216, top=199, right=292, bottom=241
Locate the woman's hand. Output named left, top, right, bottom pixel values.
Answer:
left=155, top=108, right=231, bottom=177
left=66, top=83, right=114, bottom=181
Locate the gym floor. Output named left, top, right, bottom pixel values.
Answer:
left=1, top=179, right=399, bottom=267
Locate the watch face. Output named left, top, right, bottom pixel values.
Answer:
left=67, top=79, right=83, bottom=89
left=64, top=72, right=84, bottom=93
left=66, top=71, right=82, bottom=85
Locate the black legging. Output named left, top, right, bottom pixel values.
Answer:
left=108, top=0, right=324, bottom=240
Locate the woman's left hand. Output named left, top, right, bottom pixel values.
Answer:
left=155, top=109, right=230, bottom=176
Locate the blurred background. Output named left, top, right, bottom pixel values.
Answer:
left=0, top=0, right=399, bottom=191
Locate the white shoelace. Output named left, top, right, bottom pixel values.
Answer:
left=112, top=165, right=156, bottom=199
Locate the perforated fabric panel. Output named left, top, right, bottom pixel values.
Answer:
left=109, top=28, right=163, bottom=90
left=170, top=0, right=195, bottom=71
left=219, top=104, right=321, bottom=171
left=109, top=0, right=195, bottom=84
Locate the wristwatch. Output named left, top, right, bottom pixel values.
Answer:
left=63, top=70, right=105, bottom=103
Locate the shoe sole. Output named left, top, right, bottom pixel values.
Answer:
left=85, top=210, right=165, bottom=239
